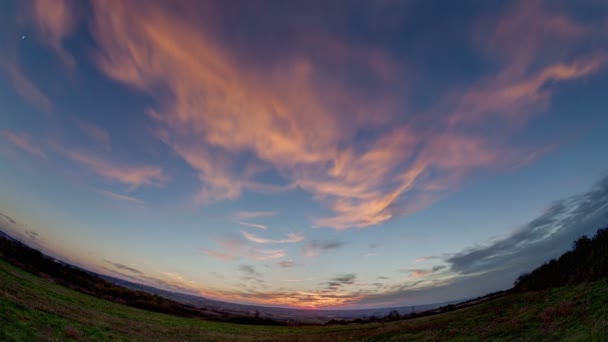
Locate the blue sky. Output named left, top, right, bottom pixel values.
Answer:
left=1, top=0, right=608, bottom=308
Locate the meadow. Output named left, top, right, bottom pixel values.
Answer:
left=1, top=258, right=607, bottom=341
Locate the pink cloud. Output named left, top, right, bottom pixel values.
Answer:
left=2, top=131, right=46, bottom=158
left=77, top=120, right=112, bottom=151
left=61, top=149, right=168, bottom=190
left=242, top=231, right=304, bottom=244
left=30, top=0, right=77, bottom=69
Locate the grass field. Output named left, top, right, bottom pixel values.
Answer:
left=1, top=259, right=607, bottom=341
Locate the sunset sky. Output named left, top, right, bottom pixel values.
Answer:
left=1, top=0, right=608, bottom=309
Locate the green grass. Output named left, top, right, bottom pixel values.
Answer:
left=1, top=259, right=607, bottom=341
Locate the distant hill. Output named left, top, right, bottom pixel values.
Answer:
left=0, top=229, right=463, bottom=324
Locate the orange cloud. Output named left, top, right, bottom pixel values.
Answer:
left=410, top=270, right=431, bottom=278
left=82, top=0, right=606, bottom=230
left=2, top=131, right=46, bottom=158
left=453, top=0, right=606, bottom=126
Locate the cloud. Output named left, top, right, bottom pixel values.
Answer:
left=445, top=175, right=608, bottom=277
left=324, top=273, right=357, bottom=291
left=60, top=148, right=168, bottom=191
left=235, top=221, right=268, bottom=230
left=105, top=260, right=143, bottom=275
left=202, top=249, right=234, bottom=261
left=77, top=120, right=112, bottom=151
left=376, top=276, right=389, bottom=280
left=415, top=256, right=440, bottom=263
left=301, top=240, right=344, bottom=257
left=29, top=0, right=77, bottom=69
left=355, top=174, right=608, bottom=308
left=203, top=238, right=286, bottom=261
left=238, top=264, right=261, bottom=277
left=0, top=212, right=16, bottom=225
left=24, top=229, right=39, bottom=241
left=241, top=231, right=304, bottom=244
left=432, top=265, right=447, bottom=272
left=277, top=260, right=298, bottom=268
left=234, top=211, right=278, bottom=220
left=3, top=64, right=53, bottom=113
left=408, top=269, right=431, bottom=278
left=106, top=268, right=199, bottom=295
left=246, top=248, right=286, bottom=261
left=231, top=211, right=277, bottom=230
left=91, top=188, right=144, bottom=204
left=2, top=131, right=46, bottom=158
left=86, top=0, right=579, bottom=230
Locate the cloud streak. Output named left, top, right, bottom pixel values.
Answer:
left=302, top=240, right=344, bottom=257
left=242, top=231, right=304, bottom=244
left=61, top=149, right=168, bottom=191
left=2, top=131, right=46, bottom=158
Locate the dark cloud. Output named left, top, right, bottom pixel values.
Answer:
left=377, top=276, right=389, bottom=280
left=357, top=175, right=608, bottom=307
left=302, top=240, right=345, bottom=256
left=278, top=260, right=297, bottom=268
left=238, top=264, right=262, bottom=277
left=446, top=175, right=608, bottom=276
left=106, top=268, right=196, bottom=294
left=369, top=243, right=383, bottom=249
left=432, top=265, right=447, bottom=272
left=24, top=229, right=39, bottom=241
left=0, top=212, right=16, bottom=225
left=323, top=273, right=357, bottom=291
left=105, top=260, right=143, bottom=275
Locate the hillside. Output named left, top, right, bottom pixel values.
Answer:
left=2, top=227, right=608, bottom=340
left=2, top=257, right=607, bottom=341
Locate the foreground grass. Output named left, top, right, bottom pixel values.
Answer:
left=1, top=259, right=607, bottom=341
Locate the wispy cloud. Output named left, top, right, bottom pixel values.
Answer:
left=203, top=238, right=287, bottom=261
left=242, top=231, right=304, bottom=244
left=92, top=188, right=144, bottom=204
left=87, top=0, right=571, bottom=231
left=234, top=211, right=278, bottom=220
left=16, top=0, right=608, bottom=231
left=60, top=148, right=168, bottom=191
left=302, top=240, right=344, bottom=257
left=4, top=64, right=53, bottom=113
left=30, top=0, right=77, bottom=69
left=445, top=175, right=608, bottom=276
left=238, top=264, right=261, bottom=277
left=324, top=273, right=357, bottom=291
left=2, top=131, right=46, bottom=158
left=235, top=221, right=268, bottom=230
left=105, top=260, right=143, bottom=275
left=77, top=120, right=112, bottom=151
left=202, top=249, right=234, bottom=261
left=231, top=211, right=278, bottom=230
left=278, top=260, right=298, bottom=268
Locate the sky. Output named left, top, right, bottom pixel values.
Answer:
left=1, top=0, right=608, bottom=309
